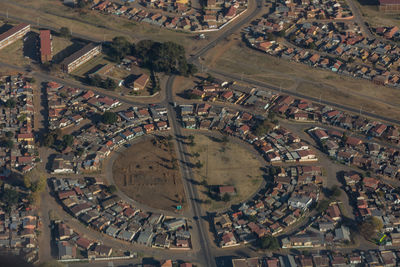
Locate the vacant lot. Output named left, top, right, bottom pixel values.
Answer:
left=187, top=134, right=264, bottom=211
left=204, top=38, right=400, bottom=120
left=113, top=136, right=186, bottom=212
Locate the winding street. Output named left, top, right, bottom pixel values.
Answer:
left=1, top=0, right=400, bottom=265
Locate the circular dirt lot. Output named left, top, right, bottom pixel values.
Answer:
left=112, top=136, right=186, bottom=212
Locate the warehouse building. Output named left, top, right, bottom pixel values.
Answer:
left=40, top=30, right=52, bottom=63
left=61, top=43, right=101, bottom=73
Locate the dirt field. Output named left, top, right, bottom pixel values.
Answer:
left=187, top=133, right=264, bottom=211
left=112, top=136, right=186, bottom=212
left=204, top=38, right=400, bottom=120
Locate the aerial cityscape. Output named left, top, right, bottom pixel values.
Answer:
left=0, top=0, right=400, bottom=266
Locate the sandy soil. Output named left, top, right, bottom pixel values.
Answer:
left=112, top=136, right=186, bottom=212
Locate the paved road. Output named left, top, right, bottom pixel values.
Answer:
left=345, top=0, right=373, bottom=38
left=206, top=68, right=400, bottom=125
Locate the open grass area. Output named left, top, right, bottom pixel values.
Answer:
left=70, top=53, right=111, bottom=78
left=187, top=133, right=264, bottom=211
left=204, top=38, right=400, bottom=121
left=113, top=136, right=186, bottom=212
left=3, top=0, right=207, bottom=53
left=52, top=35, right=74, bottom=58
left=0, top=39, right=30, bottom=67
left=354, top=0, right=400, bottom=27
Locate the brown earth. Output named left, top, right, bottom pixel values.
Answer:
left=112, top=136, right=186, bottom=212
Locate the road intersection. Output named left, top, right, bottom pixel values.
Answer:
left=0, top=0, right=399, bottom=265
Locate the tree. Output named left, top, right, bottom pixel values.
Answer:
left=195, top=161, right=203, bottom=168
left=62, top=135, right=74, bottom=148
left=23, top=175, right=31, bottom=189
left=107, top=185, right=117, bottom=194
left=193, top=152, right=200, bottom=158
left=254, top=120, right=272, bottom=137
left=222, top=193, right=231, bottom=202
left=1, top=188, right=19, bottom=211
left=316, top=199, right=330, bottom=213
left=43, top=133, right=55, bottom=147
left=76, top=0, right=89, bottom=8
left=258, top=235, right=280, bottom=250
left=3, top=139, right=13, bottom=149
left=360, top=216, right=383, bottom=240
left=5, top=98, right=16, bottom=108
left=59, top=27, right=71, bottom=38
left=106, top=36, right=132, bottom=62
left=133, top=40, right=191, bottom=75
left=330, top=185, right=341, bottom=198
left=101, top=111, right=118, bottom=124
left=5, top=131, right=13, bottom=138
left=25, top=77, right=35, bottom=83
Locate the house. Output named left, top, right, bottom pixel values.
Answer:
left=76, top=237, right=93, bottom=250
left=288, top=195, right=313, bottom=210
left=137, top=229, right=154, bottom=246
left=219, top=186, right=236, bottom=196
left=164, top=218, right=186, bottom=231
left=282, top=232, right=325, bottom=248
left=93, top=244, right=112, bottom=257
left=58, top=241, right=76, bottom=259
left=334, top=226, right=351, bottom=242
left=221, top=232, right=238, bottom=247
left=132, top=73, right=149, bottom=91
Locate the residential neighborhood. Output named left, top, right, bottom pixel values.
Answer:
left=1, top=0, right=400, bottom=265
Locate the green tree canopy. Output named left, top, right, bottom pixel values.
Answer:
left=62, top=135, right=74, bottom=148
left=1, top=188, right=19, bottom=209
left=107, top=36, right=132, bottom=62
left=5, top=98, right=16, bottom=108
left=258, top=235, right=280, bottom=250
left=59, top=27, right=71, bottom=38
left=101, top=111, right=118, bottom=124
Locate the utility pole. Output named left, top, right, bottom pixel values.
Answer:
left=37, top=17, right=40, bottom=27
left=359, top=105, right=362, bottom=116
left=319, top=94, right=322, bottom=104
left=6, top=9, right=8, bottom=19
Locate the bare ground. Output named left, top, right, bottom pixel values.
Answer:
left=112, top=136, right=186, bottom=212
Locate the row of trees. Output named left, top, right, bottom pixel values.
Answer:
left=87, top=74, right=117, bottom=91
left=105, top=37, right=197, bottom=76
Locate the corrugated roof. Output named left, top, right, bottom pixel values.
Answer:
left=0, top=23, right=30, bottom=42
left=61, top=43, right=100, bottom=66
left=40, top=30, right=52, bottom=58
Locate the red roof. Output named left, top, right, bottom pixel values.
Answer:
left=40, top=30, right=52, bottom=60
left=219, top=186, right=235, bottom=194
